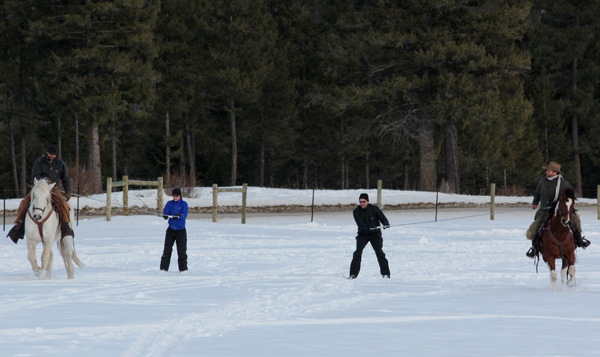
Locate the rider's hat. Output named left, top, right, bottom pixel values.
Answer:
left=46, top=144, right=58, bottom=155
left=542, top=161, right=562, bottom=174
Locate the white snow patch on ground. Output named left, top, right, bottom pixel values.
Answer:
left=1, top=190, right=599, bottom=356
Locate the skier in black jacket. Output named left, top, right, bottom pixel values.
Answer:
left=349, top=193, right=391, bottom=279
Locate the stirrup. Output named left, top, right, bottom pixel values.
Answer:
left=526, top=247, right=536, bottom=258
left=579, top=237, right=591, bottom=249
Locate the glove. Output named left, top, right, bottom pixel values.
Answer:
left=65, top=193, right=71, bottom=201
left=163, top=215, right=169, bottom=220
left=383, top=225, right=390, bottom=230
left=173, top=214, right=181, bottom=219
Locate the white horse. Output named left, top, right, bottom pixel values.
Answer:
left=25, top=178, right=83, bottom=279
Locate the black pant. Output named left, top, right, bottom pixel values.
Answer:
left=349, top=233, right=390, bottom=277
left=160, top=228, right=188, bottom=271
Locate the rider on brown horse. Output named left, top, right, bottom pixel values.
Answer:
left=526, top=161, right=590, bottom=258
left=7, top=145, right=74, bottom=244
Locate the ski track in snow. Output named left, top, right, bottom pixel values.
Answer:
left=1, top=208, right=600, bottom=356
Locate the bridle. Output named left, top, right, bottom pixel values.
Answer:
left=554, top=196, right=573, bottom=227
left=27, top=191, right=54, bottom=243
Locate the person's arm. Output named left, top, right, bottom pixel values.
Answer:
left=178, top=201, right=189, bottom=220
left=374, top=206, right=390, bottom=227
left=163, top=201, right=172, bottom=216
left=60, top=161, right=71, bottom=193
left=532, top=179, right=542, bottom=207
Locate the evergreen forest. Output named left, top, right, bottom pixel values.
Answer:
left=1, top=0, right=599, bottom=198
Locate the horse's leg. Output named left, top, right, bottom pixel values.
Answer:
left=548, top=258, right=557, bottom=291
left=60, top=237, right=75, bottom=279
left=560, top=258, right=568, bottom=284
left=567, top=251, right=576, bottom=288
left=39, top=242, right=53, bottom=280
left=26, top=239, right=41, bottom=277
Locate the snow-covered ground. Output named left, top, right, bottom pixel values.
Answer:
left=1, top=189, right=600, bottom=356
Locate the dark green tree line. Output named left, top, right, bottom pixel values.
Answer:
left=1, top=0, right=599, bottom=197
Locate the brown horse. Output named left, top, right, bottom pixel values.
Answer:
left=540, top=187, right=577, bottom=291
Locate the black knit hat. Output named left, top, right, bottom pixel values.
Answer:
left=359, top=193, right=369, bottom=202
left=46, top=145, right=58, bottom=155
left=172, top=188, right=182, bottom=197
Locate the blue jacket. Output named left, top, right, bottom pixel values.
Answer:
left=163, top=199, right=188, bottom=230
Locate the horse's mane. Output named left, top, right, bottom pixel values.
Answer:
left=563, top=188, right=577, bottom=201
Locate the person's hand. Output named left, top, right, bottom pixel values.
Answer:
left=173, top=214, right=181, bottom=219
left=65, top=193, right=71, bottom=201
left=383, top=225, right=390, bottom=230
left=532, top=204, right=537, bottom=210
left=163, top=215, right=169, bottom=220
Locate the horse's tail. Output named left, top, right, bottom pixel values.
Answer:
left=58, top=238, right=85, bottom=269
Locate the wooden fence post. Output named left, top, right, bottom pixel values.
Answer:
left=158, top=177, right=164, bottom=212
left=377, top=180, right=383, bottom=208
left=123, top=175, right=129, bottom=216
left=106, top=177, right=112, bottom=221
left=212, top=184, right=218, bottom=223
left=242, top=183, right=247, bottom=224
left=490, top=183, right=496, bottom=220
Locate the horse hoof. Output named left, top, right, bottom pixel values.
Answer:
left=33, top=270, right=41, bottom=277
left=567, top=279, right=575, bottom=288
left=38, top=271, right=50, bottom=280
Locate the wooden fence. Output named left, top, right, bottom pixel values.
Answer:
left=106, top=176, right=164, bottom=221
left=212, top=183, right=247, bottom=224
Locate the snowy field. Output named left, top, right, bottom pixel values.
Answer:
left=1, top=189, right=600, bottom=356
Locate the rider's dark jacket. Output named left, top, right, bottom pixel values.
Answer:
left=532, top=175, right=572, bottom=219
left=31, top=155, right=71, bottom=193
left=353, top=203, right=389, bottom=236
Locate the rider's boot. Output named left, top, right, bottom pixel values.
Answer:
left=7, top=220, right=25, bottom=244
left=60, top=221, right=75, bottom=239
left=526, top=246, right=536, bottom=258
left=570, top=222, right=590, bottom=249
left=526, top=230, right=541, bottom=258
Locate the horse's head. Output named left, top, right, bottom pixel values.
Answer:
left=30, top=178, right=55, bottom=221
left=555, top=187, right=577, bottom=227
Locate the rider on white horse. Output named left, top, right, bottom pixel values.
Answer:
left=7, top=144, right=74, bottom=244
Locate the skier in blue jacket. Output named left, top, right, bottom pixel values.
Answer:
left=160, top=188, right=189, bottom=272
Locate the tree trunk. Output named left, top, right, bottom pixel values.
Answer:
left=19, top=129, right=26, bottom=197
left=418, top=120, right=436, bottom=191
left=259, top=141, right=265, bottom=187
left=571, top=56, right=583, bottom=197
left=75, top=116, right=80, bottom=173
left=403, top=161, right=409, bottom=191
left=186, top=121, right=196, bottom=186
left=229, top=96, right=237, bottom=186
left=444, top=122, right=460, bottom=193
left=9, top=115, right=19, bottom=194
left=179, top=134, right=185, bottom=177
left=112, top=118, right=117, bottom=182
left=165, top=111, right=171, bottom=187
left=571, top=113, right=582, bottom=196
left=341, top=156, right=345, bottom=190
left=303, top=160, right=308, bottom=189
left=90, top=121, right=102, bottom=193
left=57, top=114, right=62, bottom=159
left=365, top=148, right=370, bottom=189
